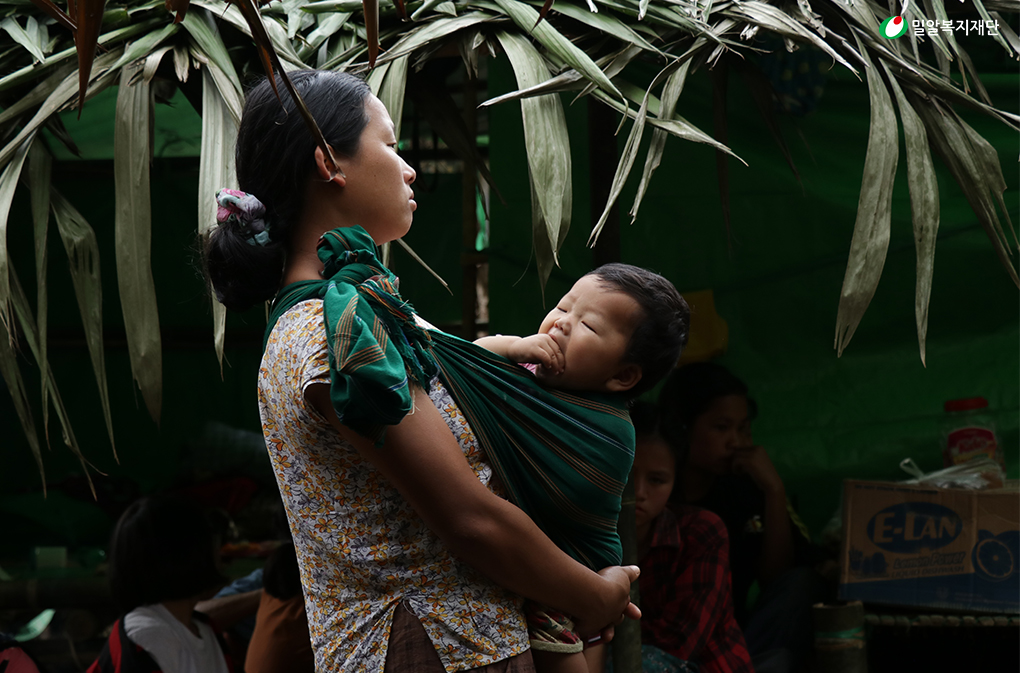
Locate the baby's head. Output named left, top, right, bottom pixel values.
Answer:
left=536, top=263, right=689, bottom=397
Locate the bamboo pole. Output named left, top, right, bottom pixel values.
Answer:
left=589, top=98, right=640, bottom=673
left=460, top=73, right=479, bottom=340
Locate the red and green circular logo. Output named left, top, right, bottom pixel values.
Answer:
left=881, top=15, right=908, bottom=38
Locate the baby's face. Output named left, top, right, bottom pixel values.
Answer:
left=535, top=275, right=642, bottom=393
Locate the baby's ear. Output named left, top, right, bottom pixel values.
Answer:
left=606, top=364, right=642, bottom=393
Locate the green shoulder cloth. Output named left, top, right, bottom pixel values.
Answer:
left=264, top=226, right=438, bottom=446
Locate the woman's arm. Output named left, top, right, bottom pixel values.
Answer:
left=732, top=445, right=794, bottom=585
left=195, top=590, right=261, bottom=630
left=305, top=383, right=638, bottom=636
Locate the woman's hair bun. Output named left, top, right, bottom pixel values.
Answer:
left=204, top=223, right=285, bottom=312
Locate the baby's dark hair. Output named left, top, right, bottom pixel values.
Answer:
left=203, top=70, right=372, bottom=311
left=586, top=263, right=689, bottom=397
left=108, top=495, right=226, bottom=613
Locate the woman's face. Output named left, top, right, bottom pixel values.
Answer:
left=686, top=393, right=751, bottom=475
left=339, top=95, right=417, bottom=244
left=633, top=435, right=676, bottom=531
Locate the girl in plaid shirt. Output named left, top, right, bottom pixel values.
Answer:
left=598, top=403, right=753, bottom=673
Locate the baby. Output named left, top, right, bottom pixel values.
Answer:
left=476, top=262, right=690, bottom=673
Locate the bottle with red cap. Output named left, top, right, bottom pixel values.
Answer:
left=942, top=397, right=1004, bottom=469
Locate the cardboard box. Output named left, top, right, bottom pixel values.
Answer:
left=839, top=479, right=1020, bottom=613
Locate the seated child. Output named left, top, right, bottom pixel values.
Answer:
left=265, top=228, right=690, bottom=673
left=473, top=264, right=689, bottom=673
left=88, top=495, right=233, bottom=673
left=598, top=402, right=752, bottom=673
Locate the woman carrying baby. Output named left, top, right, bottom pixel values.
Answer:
left=203, top=70, right=639, bottom=673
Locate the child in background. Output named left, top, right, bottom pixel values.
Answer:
left=658, top=363, right=826, bottom=673
left=476, top=264, right=690, bottom=673
left=597, top=402, right=752, bottom=673
left=88, top=495, right=233, bottom=673
left=245, top=542, right=315, bottom=673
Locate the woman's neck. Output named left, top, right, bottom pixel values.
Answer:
left=281, top=218, right=329, bottom=286
left=681, top=467, right=717, bottom=503
left=281, top=182, right=349, bottom=286
left=161, top=598, right=201, bottom=637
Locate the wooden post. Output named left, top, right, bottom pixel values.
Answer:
left=589, top=99, right=621, bottom=268
left=461, top=74, right=479, bottom=340
left=589, top=98, right=640, bottom=673
left=613, top=474, right=642, bottom=673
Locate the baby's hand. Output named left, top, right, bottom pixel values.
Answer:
left=507, top=334, right=564, bottom=374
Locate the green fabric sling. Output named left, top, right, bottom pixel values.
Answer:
left=265, top=226, right=634, bottom=570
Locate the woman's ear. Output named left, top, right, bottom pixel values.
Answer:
left=607, top=364, right=642, bottom=393
left=314, top=145, right=346, bottom=185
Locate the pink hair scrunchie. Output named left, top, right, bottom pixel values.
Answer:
left=216, top=189, right=270, bottom=246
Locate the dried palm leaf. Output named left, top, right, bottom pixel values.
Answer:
left=198, top=68, right=236, bottom=375
left=494, top=0, right=622, bottom=99
left=27, top=0, right=76, bottom=34
left=884, top=66, right=939, bottom=367
left=0, top=48, right=123, bottom=168
left=495, top=30, right=571, bottom=277
left=365, top=0, right=380, bottom=66
left=166, top=0, right=191, bottom=23
left=10, top=265, right=97, bottom=496
left=0, top=21, right=157, bottom=94
left=28, top=140, right=51, bottom=445
left=0, top=136, right=33, bottom=335
left=71, top=0, right=108, bottom=115
left=2, top=16, right=48, bottom=63
left=834, top=42, right=899, bottom=357
left=0, top=308, right=44, bottom=490
left=50, top=187, right=117, bottom=457
left=631, top=60, right=689, bottom=223
left=114, top=64, right=163, bottom=425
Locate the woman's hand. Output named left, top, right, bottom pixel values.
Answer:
left=573, top=565, right=642, bottom=639
left=731, top=444, right=785, bottom=496
left=732, top=444, right=795, bottom=584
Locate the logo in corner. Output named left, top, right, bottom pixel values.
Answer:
left=881, top=16, right=909, bottom=39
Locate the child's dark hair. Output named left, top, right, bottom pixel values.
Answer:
left=586, top=263, right=690, bottom=397
left=203, top=70, right=372, bottom=311
left=657, top=362, right=750, bottom=453
left=263, top=542, right=303, bottom=601
left=108, top=495, right=226, bottom=613
left=630, top=400, right=688, bottom=469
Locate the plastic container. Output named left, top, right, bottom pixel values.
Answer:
left=942, top=397, right=1004, bottom=469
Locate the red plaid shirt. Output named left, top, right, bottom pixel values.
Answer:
left=638, top=506, right=753, bottom=673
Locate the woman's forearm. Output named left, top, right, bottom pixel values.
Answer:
left=436, top=476, right=620, bottom=623
left=195, top=590, right=261, bottom=629
left=758, top=486, right=795, bottom=585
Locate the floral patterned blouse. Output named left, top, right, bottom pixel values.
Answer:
left=258, top=300, right=529, bottom=673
